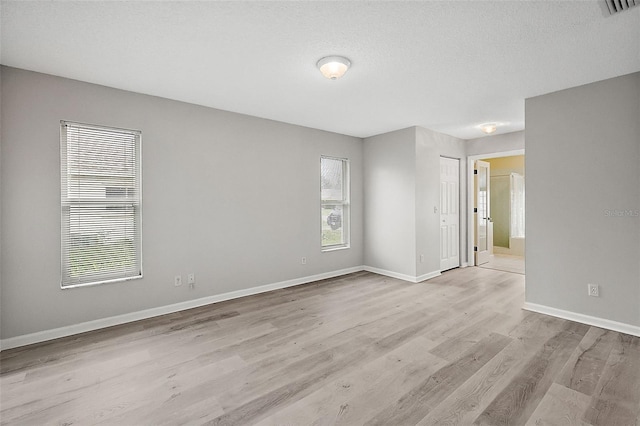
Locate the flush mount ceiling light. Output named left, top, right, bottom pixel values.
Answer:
left=479, top=123, right=498, bottom=134
left=317, top=56, right=351, bottom=80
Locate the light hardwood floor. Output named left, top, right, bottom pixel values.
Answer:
left=1, top=267, right=639, bottom=425
left=479, top=254, right=525, bottom=275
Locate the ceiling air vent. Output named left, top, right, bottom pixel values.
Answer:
left=604, top=0, right=639, bottom=14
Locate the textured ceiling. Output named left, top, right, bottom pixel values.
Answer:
left=1, top=1, right=639, bottom=139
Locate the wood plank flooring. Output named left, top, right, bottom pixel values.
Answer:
left=2, top=267, right=639, bottom=425
left=478, top=254, right=525, bottom=275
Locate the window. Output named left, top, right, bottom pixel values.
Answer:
left=321, top=156, right=349, bottom=250
left=60, top=121, right=142, bottom=288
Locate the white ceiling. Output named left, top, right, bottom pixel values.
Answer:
left=1, top=1, right=639, bottom=139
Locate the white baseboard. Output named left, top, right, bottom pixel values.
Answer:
left=523, top=302, right=640, bottom=338
left=362, top=266, right=440, bottom=283
left=0, top=266, right=364, bottom=351
left=416, top=270, right=442, bottom=282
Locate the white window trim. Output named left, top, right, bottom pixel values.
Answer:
left=321, top=155, right=350, bottom=251
left=60, top=120, right=143, bottom=289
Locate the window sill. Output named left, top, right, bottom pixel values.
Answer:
left=322, top=245, right=350, bottom=253
left=61, top=273, right=143, bottom=290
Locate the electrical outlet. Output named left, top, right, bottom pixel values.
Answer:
left=301, top=257, right=307, bottom=265
left=420, top=254, right=424, bottom=263
left=174, top=275, right=182, bottom=287
left=188, top=273, right=195, bottom=285
left=588, top=284, right=599, bottom=297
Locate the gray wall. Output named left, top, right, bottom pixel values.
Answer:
left=363, top=128, right=417, bottom=277
left=363, top=126, right=467, bottom=279
left=416, top=127, right=467, bottom=274
left=526, top=72, right=640, bottom=327
left=0, top=67, right=364, bottom=339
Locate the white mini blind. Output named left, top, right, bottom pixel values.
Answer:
left=61, top=121, right=142, bottom=287
left=321, top=156, right=350, bottom=249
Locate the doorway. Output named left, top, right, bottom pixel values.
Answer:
left=467, top=150, right=525, bottom=274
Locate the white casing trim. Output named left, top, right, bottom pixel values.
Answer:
left=523, top=302, right=640, bottom=338
left=0, top=266, right=364, bottom=351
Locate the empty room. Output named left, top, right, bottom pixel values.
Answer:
left=1, top=1, right=639, bottom=425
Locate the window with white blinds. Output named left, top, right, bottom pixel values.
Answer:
left=60, top=121, right=142, bottom=288
left=321, top=156, right=350, bottom=250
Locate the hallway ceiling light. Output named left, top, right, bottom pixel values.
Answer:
left=317, top=56, right=351, bottom=80
left=479, top=123, right=498, bottom=134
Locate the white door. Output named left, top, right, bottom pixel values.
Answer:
left=440, top=157, right=460, bottom=271
left=474, top=160, right=491, bottom=265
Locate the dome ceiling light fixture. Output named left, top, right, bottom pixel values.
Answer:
left=317, top=56, right=351, bottom=80
left=479, top=123, right=498, bottom=134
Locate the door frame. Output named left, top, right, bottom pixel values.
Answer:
left=474, top=160, right=491, bottom=265
left=466, top=149, right=524, bottom=265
